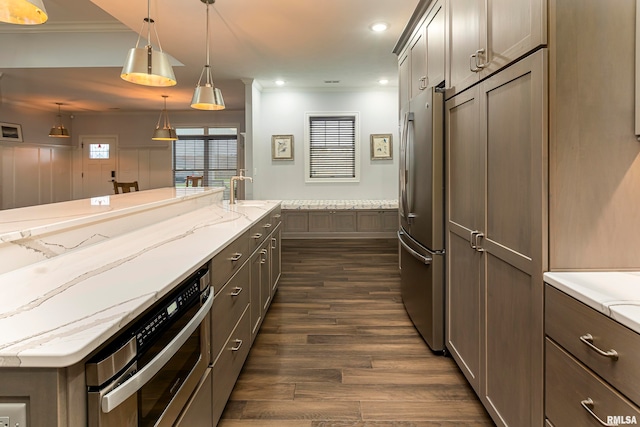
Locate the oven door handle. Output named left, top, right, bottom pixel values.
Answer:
left=101, top=287, right=213, bottom=414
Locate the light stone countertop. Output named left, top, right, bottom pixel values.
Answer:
left=281, top=199, right=398, bottom=210
left=0, top=187, right=223, bottom=274
left=544, top=271, right=640, bottom=335
left=0, top=197, right=281, bottom=368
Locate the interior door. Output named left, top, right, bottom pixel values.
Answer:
left=82, top=136, right=117, bottom=197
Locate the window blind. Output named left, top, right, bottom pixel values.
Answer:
left=309, top=115, right=356, bottom=179
left=173, top=129, right=238, bottom=197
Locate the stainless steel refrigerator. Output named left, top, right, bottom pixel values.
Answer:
left=398, top=85, right=445, bottom=352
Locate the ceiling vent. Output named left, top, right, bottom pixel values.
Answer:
left=324, top=80, right=340, bottom=84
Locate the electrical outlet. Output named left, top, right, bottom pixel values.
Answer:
left=0, top=402, right=26, bottom=426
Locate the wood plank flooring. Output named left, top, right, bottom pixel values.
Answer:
left=218, top=239, right=494, bottom=427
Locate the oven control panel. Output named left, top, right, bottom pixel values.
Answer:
left=135, top=268, right=207, bottom=350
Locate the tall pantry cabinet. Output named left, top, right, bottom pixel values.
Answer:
left=446, top=51, right=547, bottom=427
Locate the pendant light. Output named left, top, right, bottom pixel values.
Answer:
left=191, top=0, right=225, bottom=110
left=152, top=95, right=178, bottom=140
left=48, top=103, right=70, bottom=138
left=121, top=0, right=176, bottom=87
left=0, top=0, right=48, bottom=25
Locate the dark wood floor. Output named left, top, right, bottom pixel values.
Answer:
left=218, top=239, right=494, bottom=427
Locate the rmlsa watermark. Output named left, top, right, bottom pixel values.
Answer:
left=607, top=415, right=638, bottom=425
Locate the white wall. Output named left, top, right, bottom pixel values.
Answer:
left=1, top=87, right=400, bottom=208
left=251, top=88, right=399, bottom=200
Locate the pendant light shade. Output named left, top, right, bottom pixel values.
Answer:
left=0, top=0, right=48, bottom=25
left=121, top=2, right=176, bottom=87
left=191, top=0, right=225, bottom=110
left=152, top=95, right=178, bottom=141
left=48, top=103, right=70, bottom=138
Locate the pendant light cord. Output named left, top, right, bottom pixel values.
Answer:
left=205, top=2, right=211, bottom=85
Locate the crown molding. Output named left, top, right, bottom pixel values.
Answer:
left=0, top=21, right=131, bottom=34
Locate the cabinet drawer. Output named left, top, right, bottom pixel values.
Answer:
left=211, top=230, right=250, bottom=294
left=546, top=338, right=640, bottom=427
left=212, top=307, right=251, bottom=425
left=270, top=206, right=282, bottom=227
left=211, top=264, right=250, bottom=360
left=545, top=285, right=640, bottom=404
left=249, top=216, right=272, bottom=251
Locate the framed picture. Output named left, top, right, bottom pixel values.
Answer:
left=371, top=134, right=392, bottom=160
left=272, top=134, right=294, bottom=160
left=0, top=122, right=23, bottom=142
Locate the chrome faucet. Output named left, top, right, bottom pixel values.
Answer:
left=230, top=169, right=253, bottom=204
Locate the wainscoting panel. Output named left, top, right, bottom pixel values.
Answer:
left=0, top=144, right=72, bottom=210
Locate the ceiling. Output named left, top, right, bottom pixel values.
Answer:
left=0, top=0, right=420, bottom=113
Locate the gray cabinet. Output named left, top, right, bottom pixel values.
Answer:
left=446, top=50, right=547, bottom=427
left=446, top=0, right=546, bottom=96
left=175, top=369, right=212, bottom=427
left=309, top=211, right=356, bottom=233
left=357, top=210, right=397, bottom=233
left=425, top=0, right=445, bottom=87
left=545, top=285, right=640, bottom=426
left=282, top=209, right=397, bottom=238
left=397, top=0, right=445, bottom=106
left=282, top=211, right=308, bottom=233
left=270, top=222, right=282, bottom=295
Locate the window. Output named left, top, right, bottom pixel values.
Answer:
left=173, top=127, right=238, bottom=199
left=89, top=143, right=110, bottom=159
left=305, top=112, right=360, bottom=183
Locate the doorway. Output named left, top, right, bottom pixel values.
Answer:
left=81, top=135, right=118, bottom=198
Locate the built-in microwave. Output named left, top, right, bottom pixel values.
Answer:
left=86, top=265, right=212, bottom=427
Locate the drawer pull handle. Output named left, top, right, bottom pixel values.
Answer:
left=579, top=334, right=619, bottom=361
left=263, top=223, right=272, bottom=229
left=231, top=339, right=243, bottom=351
left=581, top=398, right=619, bottom=426
left=230, top=287, right=243, bottom=296
left=252, top=233, right=263, bottom=240
left=229, top=252, right=243, bottom=262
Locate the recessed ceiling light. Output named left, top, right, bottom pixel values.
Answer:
left=370, top=22, right=388, bottom=32
left=379, top=79, right=389, bottom=85
left=275, top=80, right=285, bottom=86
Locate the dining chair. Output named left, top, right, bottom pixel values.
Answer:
left=113, top=181, right=139, bottom=194
left=186, top=176, right=203, bottom=187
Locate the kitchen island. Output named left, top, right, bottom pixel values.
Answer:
left=0, top=188, right=282, bottom=426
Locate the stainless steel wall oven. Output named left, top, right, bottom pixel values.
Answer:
left=86, top=265, right=212, bottom=427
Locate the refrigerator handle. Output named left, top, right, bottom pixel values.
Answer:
left=400, top=112, right=414, bottom=223
left=398, top=231, right=433, bottom=265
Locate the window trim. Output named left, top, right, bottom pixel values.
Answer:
left=304, top=112, right=360, bottom=183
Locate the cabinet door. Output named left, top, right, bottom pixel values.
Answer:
left=382, top=211, right=398, bottom=232
left=283, top=211, right=308, bottom=233
left=174, top=369, right=212, bottom=427
left=426, top=0, right=445, bottom=87
left=249, top=248, right=262, bottom=342
left=399, top=50, right=410, bottom=111
left=480, top=0, right=546, bottom=77
left=447, top=0, right=482, bottom=94
left=260, top=242, right=271, bottom=312
left=332, top=211, right=356, bottom=232
left=270, top=223, right=281, bottom=294
left=308, top=212, right=332, bottom=232
left=410, top=25, right=427, bottom=99
left=445, top=85, right=483, bottom=391
left=480, top=50, right=546, bottom=427
left=356, top=211, right=381, bottom=232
